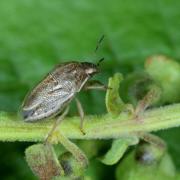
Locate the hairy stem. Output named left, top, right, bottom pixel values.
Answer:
left=0, top=103, right=180, bottom=143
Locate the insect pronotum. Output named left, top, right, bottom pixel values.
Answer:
left=21, top=36, right=106, bottom=142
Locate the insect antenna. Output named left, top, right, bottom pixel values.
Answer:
left=97, top=57, right=105, bottom=67
left=94, top=35, right=105, bottom=53
left=94, top=35, right=105, bottom=66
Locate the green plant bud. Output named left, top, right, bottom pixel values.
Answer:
left=120, top=71, right=156, bottom=106
left=116, top=144, right=177, bottom=180
left=135, top=143, right=165, bottom=165
left=145, top=55, right=180, bottom=103
left=59, top=152, right=86, bottom=179
left=25, top=143, right=64, bottom=180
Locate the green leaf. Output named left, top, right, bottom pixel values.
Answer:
left=100, top=137, right=139, bottom=165
left=105, top=73, right=124, bottom=116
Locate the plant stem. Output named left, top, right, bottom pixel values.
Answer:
left=0, top=103, right=180, bottom=143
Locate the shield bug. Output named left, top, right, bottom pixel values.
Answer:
left=22, top=60, right=106, bottom=141
left=21, top=36, right=107, bottom=142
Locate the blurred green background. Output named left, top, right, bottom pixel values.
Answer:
left=0, top=0, right=180, bottom=179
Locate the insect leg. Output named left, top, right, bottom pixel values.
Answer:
left=45, top=106, right=69, bottom=144
left=75, top=98, right=86, bottom=135
left=83, top=80, right=110, bottom=91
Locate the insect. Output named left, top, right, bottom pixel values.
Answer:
left=21, top=36, right=107, bottom=142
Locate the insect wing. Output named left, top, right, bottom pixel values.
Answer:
left=22, top=71, right=76, bottom=121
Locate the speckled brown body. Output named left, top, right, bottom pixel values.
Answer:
left=22, top=62, right=98, bottom=122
